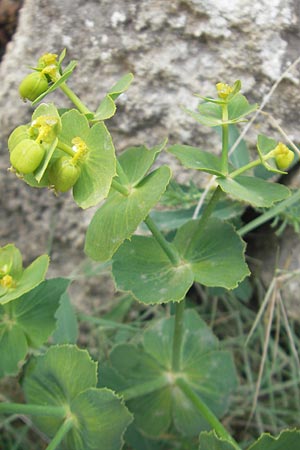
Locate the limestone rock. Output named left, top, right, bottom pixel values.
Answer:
left=0, top=0, right=300, bottom=311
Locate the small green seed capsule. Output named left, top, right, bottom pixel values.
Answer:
left=48, top=156, right=81, bottom=192
left=10, top=139, right=45, bottom=174
left=8, top=125, right=29, bottom=152
left=19, top=72, right=49, bottom=102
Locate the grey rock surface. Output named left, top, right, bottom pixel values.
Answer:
left=0, top=0, right=300, bottom=311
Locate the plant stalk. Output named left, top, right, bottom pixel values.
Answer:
left=144, top=215, right=181, bottom=265
left=111, top=179, right=130, bottom=196
left=221, top=104, right=229, bottom=174
left=56, top=140, right=76, bottom=157
left=238, top=188, right=300, bottom=237
left=230, top=159, right=261, bottom=178
left=171, top=299, right=186, bottom=372
left=176, top=378, right=241, bottom=450
left=59, top=82, right=91, bottom=115
left=0, top=402, right=66, bottom=418
left=46, top=417, right=74, bottom=450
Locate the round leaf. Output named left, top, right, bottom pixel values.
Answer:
left=104, top=311, right=237, bottom=438
left=65, top=388, right=132, bottom=450
left=24, top=345, right=132, bottom=449
left=73, top=121, right=116, bottom=208
left=112, top=235, right=193, bottom=304
left=248, top=429, right=300, bottom=450
left=174, top=218, right=249, bottom=289
left=0, top=278, right=68, bottom=377
left=198, top=431, right=236, bottom=450
left=24, top=345, right=97, bottom=436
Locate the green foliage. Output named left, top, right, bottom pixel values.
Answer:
left=24, top=345, right=133, bottom=449
left=85, top=143, right=171, bottom=261
left=58, top=109, right=116, bottom=208
left=112, top=218, right=249, bottom=304
left=0, top=244, right=49, bottom=305
left=53, top=292, right=79, bottom=344
left=1, top=53, right=299, bottom=450
left=101, top=310, right=237, bottom=438
left=94, top=72, right=134, bottom=121
left=198, top=429, right=300, bottom=450
left=216, top=175, right=290, bottom=207
left=0, top=278, right=69, bottom=377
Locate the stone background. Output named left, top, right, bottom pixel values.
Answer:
left=1, top=0, right=300, bottom=314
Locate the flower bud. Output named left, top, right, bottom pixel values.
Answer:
left=216, top=82, right=234, bottom=99
left=19, top=72, right=49, bottom=102
left=10, top=139, right=45, bottom=174
left=273, top=143, right=294, bottom=170
left=8, top=125, right=29, bottom=152
left=48, top=156, right=81, bottom=192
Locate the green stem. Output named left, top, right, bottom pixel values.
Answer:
left=171, top=299, right=186, bottom=372
left=184, top=186, right=223, bottom=257
left=221, top=104, right=229, bottom=174
left=56, top=140, right=76, bottom=157
left=176, top=378, right=241, bottom=450
left=0, top=402, right=66, bottom=418
left=238, top=188, right=300, bottom=237
left=111, top=178, right=130, bottom=196
left=144, top=215, right=181, bottom=265
left=230, top=159, right=261, bottom=178
left=46, top=417, right=74, bottom=450
left=119, top=375, right=169, bottom=401
left=59, top=82, right=91, bottom=115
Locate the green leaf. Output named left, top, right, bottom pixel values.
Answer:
left=85, top=165, right=171, bottom=262
left=24, top=345, right=97, bottom=435
left=198, top=426, right=300, bottom=450
left=59, top=109, right=116, bottom=208
left=24, top=345, right=132, bottom=449
left=67, top=388, right=132, bottom=450
left=143, top=198, right=244, bottom=232
left=32, top=60, right=77, bottom=105
left=118, top=141, right=167, bottom=185
left=30, top=103, right=62, bottom=183
left=248, top=429, right=300, bottom=450
left=174, top=218, right=249, bottom=289
left=0, top=278, right=69, bottom=377
left=217, top=175, right=290, bottom=207
left=168, top=145, right=224, bottom=176
left=112, top=235, right=193, bottom=304
left=103, top=311, right=237, bottom=438
left=94, top=73, right=134, bottom=121
left=183, top=103, right=222, bottom=127
left=94, top=95, right=116, bottom=121
left=125, top=423, right=164, bottom=450
left=184, top=94, right=257, bottom=128
left=227, top=94, right=257, bottom=122
left=108, top=73, right=134, bottom=100
left=53, top=292, right=78, bottom=344
left=0, top=322, right=27, bottom=378
left=112, top=218, right=249, bottom=304
left=198, top=431, right=236, bottom=450
left=256, top=134, right=286, bottom=175
left=0, top=246, right=49, bottom=305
